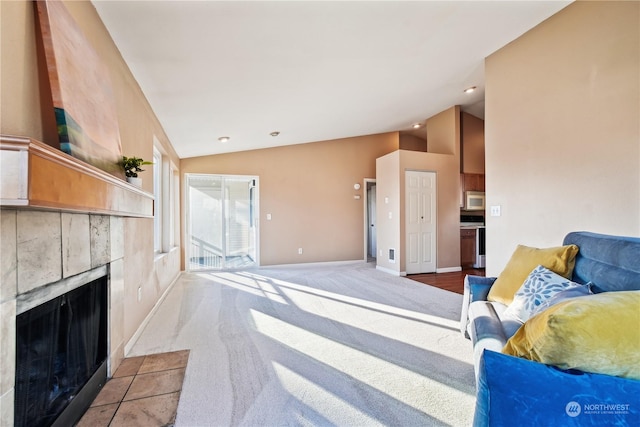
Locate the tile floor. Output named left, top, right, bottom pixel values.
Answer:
left=77, top=350, right=189, bottom=427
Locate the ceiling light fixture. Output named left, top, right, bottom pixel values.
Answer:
left=218, top=136, right=230, bottom=143
left=412, top=123, right=421, bottom=129
left=270, top=131, right=280, bottom=137
left=464, top=86, right=477, bottom=94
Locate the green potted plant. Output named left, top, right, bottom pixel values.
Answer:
left=120, top=156, right=153, bottom=187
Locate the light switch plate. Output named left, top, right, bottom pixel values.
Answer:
left=490, top=205, right=501, bottom=217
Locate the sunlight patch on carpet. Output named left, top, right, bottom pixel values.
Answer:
left=251, top=309, right=474, bottom=424
left=198, top=272, right=289, bottom=305
left=270, top=277, right=459, bottom=329
left=273, top=362, right=382, bottom=426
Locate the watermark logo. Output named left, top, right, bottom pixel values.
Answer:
left=566, top=401, right=581, bottom=417
left=565, top=401, right=631, bottom=417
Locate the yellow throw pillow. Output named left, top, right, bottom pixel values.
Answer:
left=503, top=291, right=640, bottom=380
left=487, top=244, right=579, bottom=305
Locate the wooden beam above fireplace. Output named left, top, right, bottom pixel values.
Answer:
left=0, top=134, right=153, bottom=217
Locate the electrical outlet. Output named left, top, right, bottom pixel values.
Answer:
left=298, top=248, right=303, bottom=255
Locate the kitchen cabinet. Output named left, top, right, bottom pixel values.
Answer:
left=460, top=173, right=485, bottom=209
left=460, top=228, right=476, bottom=268
left=463, top=173, right=485, bottom=192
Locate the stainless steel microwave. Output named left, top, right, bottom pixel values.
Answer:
left=465, top=191, right=485, bottom=211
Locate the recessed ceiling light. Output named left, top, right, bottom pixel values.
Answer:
left=464, top=86, right=477, bottom=94
left=412, top=123, right=421, bottom=129
left=218, top=136, right=230, bottom=143
left=270, top=131, right=280, bottom=137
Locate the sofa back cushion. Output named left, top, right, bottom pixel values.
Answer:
left=487, top=244, right=579, bottom=306
left=564, top=232, right=640, bottom=292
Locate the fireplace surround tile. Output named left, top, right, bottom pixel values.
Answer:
left=91, top=215, right=111, bottom=268
left=0, top=299, right=15, bottom=395
left=109, top=216, right=124, bottom=261
left=0, top=210, right=17, bottom=302
left=109, top=258, right=125, bottom=374
left=79, top=351, right=188, bottom=426
left=62, top=212, right=92, bottom=277
left=0, top=387, right=14, bottom=427
left=17, top=210, right=62, bottom=293
left=90, top=376, right=134, bottom=407
left=110, top=391, right=180, bottom=426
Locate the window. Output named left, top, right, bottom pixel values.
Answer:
left=171, top=169, right=180, bottom=247
left=153, top=147, right=162, bottom=252
left=153, top=141, right=180, bottom=254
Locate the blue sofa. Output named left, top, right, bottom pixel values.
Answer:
left=460, top=232, right=640, bottom=426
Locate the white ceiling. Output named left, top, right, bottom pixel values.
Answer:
left=92, top=1, right=570, bottom=159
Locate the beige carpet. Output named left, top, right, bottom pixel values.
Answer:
left=129, top=262, right=476, bottom=426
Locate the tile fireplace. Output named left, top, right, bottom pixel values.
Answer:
left=1, top=135, right=154, bottom=426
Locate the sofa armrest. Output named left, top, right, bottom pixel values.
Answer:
left=468, top=275, right=497, bottom=301
left=474, top=350, right=640, bottom=427
left=460, top=275, right=497, bottom=336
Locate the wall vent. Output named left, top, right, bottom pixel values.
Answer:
left=389, top=248, right=396, bottom=263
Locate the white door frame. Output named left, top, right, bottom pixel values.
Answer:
left=363, top=178, right=376, bottom=261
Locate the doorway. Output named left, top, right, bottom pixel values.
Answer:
left=405, top=170, right=437, bottom=274
left=186, top=174, right=259, bottom=270
left=364, top=179, right=377, bottom=262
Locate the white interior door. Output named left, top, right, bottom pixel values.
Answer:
left=405, top=171, right=437, bottom=274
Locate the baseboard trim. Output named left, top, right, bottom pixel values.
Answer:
left=376, top=265, right=401, bottom=276
left=436, top=266, right=463, bottom=273
left=124, top=271, right=182, bottom=356
left=262, top=260, right=364, bottom=269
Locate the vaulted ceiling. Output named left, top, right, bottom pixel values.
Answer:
left=92, top=1, right=570, bottom=158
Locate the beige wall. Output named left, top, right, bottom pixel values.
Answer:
left=426, top=107, right=458, bottom=155
left=399, top=133, right=427, bottom=152
left=180, top=133, right=399, bottom=267
left=375, top=151, right=401, bottom=273
left=461, top=112, right=485, bottom=174
left=400, top=150, right=461, bottom=271
left=485, top=1, right=640, bottom=276
left=1, top=1, right=181, bottom=352
left=376, top=106, right=461, bottom=274
left=375, top=149, right=461, bottom=274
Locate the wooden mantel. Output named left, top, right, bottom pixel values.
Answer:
left=0, top=135, right=153, bottom=217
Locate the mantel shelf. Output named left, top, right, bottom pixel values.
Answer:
left=0, top=134, right=154, bottom=217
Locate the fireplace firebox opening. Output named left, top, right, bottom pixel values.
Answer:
left=15, top=274, right=108, bottom=427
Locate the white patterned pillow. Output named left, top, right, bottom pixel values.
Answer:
left=503, top=265, right=586, bottom=323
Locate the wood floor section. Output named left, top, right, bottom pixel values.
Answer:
left=408, top=269, right=486, bottom=294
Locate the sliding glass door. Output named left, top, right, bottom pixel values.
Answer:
left=186, top=174, right=258, bottom=270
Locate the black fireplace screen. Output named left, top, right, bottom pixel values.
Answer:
left=15, top=275, right=107, bottom=427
